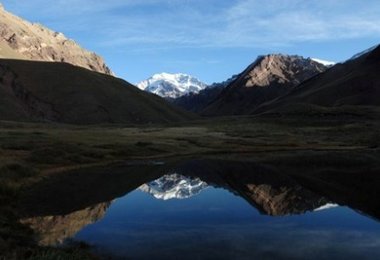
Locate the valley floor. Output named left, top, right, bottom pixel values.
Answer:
left=0, top=110, right=379, bottom=259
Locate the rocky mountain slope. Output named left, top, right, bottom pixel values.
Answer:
left=138, top=73, right=207, bottom=99
left=202, top=54, right=327, bottom=116
left=256, top=44, right=380, bottom=114
left=0, top=4, right=112, bottom=74
left=0, top=59, right=193, bottom=124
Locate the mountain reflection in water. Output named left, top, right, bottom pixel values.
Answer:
left=139, top=173, right=208, bottom=200
left=18, top=158, right=380, bottom=259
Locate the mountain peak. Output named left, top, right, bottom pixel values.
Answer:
left=255, top=43, right=380, bottom=114
left=174, top=53, right=329, bottom=115
left=239, top=54, right=326, bottom=88
left=201, top=54, right=327, bottom=116
left=138, top=72, right=207, bottom=99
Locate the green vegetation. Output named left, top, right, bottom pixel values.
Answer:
left=0, top=112, right=378, bottom=174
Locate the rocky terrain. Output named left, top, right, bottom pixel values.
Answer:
left=256, top=45, right=380, bottom=114
left=202, top=54, right=327, bottom=116
left=0, top=4, right=112, bottom=75
left=172, top=46, right=380, bottom=117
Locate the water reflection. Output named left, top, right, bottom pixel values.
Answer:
left=17, top=158, right=380, bottom=258
left=139, top=173, right=208, bottom=200
left=20, top=203, right=110, bottom=246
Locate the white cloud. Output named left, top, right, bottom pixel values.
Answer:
left=218, top=0, right=380, bottom=47
left=3, top=0, right=380, bottom=49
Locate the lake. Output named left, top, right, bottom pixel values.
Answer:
left=19, top=158, right=380, bottom=259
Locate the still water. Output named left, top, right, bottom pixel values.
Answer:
left=19, top=159, right=380, bottom=259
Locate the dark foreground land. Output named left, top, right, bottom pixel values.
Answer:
left=0, top=108, right=379, bottom=259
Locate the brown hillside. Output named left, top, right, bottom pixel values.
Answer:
left=0, top=59, right=194, bottom=124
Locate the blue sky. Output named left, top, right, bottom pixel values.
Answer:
left=2, top=0, right=380, bottom=84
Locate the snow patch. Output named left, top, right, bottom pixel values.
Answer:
left=313, top=203, right=339, bottom=212
left=137, top=73, right=207, bottom=98
left=311, top=58, right=336, bottom=67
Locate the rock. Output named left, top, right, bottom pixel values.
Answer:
left=0, top=5, right=112, bottom=75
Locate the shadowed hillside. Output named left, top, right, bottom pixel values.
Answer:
left=0, top=59, right=194, bottom=124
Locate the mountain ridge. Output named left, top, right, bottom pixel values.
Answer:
left=201, top=54, right=327, bottom=116
left=254, top=44, right=380, bottom=114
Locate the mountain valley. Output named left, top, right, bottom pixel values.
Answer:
left=0, top=3, right=379, bottom=260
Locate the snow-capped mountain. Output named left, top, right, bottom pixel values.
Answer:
left=311, top=58, right=336, bottom=67
left=139, top=173, right=208, bottom=200
left=137, top=73, right=207, bottom=99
